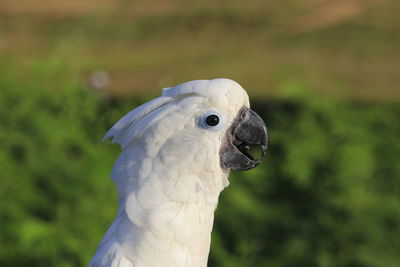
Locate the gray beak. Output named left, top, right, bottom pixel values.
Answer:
left=220, top=107, right=268, bottom=171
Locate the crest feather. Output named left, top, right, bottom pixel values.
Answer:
left=103, top=96, right=173, bottom=146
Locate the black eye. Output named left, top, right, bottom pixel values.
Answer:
left=199, top=111, right=225, bottom=130
left=206, top=115, right=220, bottom=126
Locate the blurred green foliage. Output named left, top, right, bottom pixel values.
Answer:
left=1, top=61, right=400, bottom=267
left=213, top=90, right=400, bottom=267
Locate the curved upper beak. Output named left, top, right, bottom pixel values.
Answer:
left=220, top=107, right=268, bottom=171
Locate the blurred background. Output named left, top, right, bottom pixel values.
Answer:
left=1, top=0, right=399, bottom=266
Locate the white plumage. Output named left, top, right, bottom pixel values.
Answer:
left=89, top=78, right=267, bottom=267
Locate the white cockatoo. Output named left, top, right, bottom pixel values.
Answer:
left=89, top=78, right=268, bottom=267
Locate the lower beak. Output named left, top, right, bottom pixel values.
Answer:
left=220, top=107, right=268, bottom=171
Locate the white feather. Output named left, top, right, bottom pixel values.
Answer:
left=103, top=96, right=173, bottom=145
left=90, top=78, right=250, bottom=267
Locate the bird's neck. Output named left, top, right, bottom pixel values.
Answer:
left=94, top=173, right=229, bottom=267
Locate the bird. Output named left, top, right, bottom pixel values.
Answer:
left=89, top=78, right=268, bottom=267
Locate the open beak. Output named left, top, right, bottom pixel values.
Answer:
left=220, top=107, right=268, bottom=171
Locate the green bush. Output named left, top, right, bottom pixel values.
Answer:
left=212, top=94, right=400, bottom=267
left=1, top=66, right=399, bottom=267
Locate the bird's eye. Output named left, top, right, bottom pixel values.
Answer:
left=206, top=115, right=219, bottom=126
left=199, top=111, right=225, bottom=131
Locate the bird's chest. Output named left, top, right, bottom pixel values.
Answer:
left=127, top=202, right=217, bottom=267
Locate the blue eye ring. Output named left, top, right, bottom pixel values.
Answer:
left=199, top=110, right=226, bottom=131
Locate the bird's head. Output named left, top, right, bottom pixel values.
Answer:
left=93, top=79, right=268, bottom=267
left=104, top=79, right=267, bottom=178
